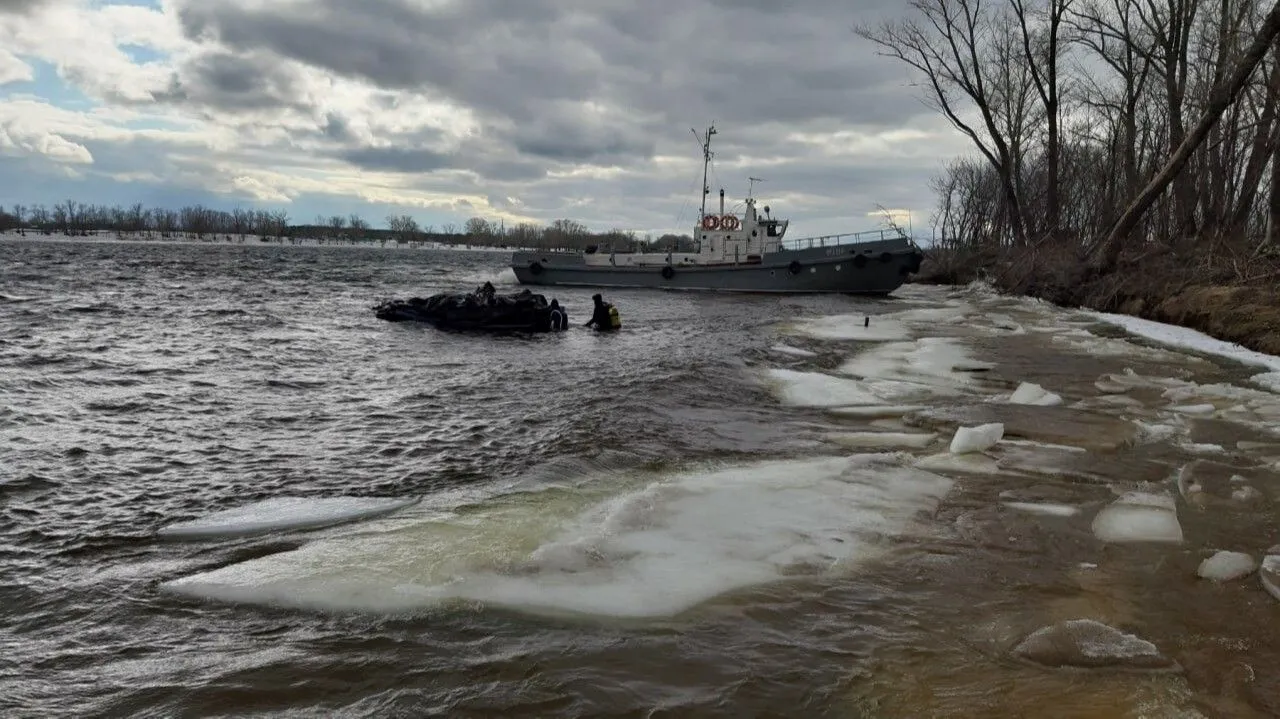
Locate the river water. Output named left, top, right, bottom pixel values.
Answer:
left=3, top=236, right=1279, bottom=718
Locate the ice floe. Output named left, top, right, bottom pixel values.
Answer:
left=764, top=369, right=882, bottom=407
left=949, top=423, right=1004, bottom=454
left=1091, top=492, right=1183, bottom=544
left=1196, top=551, right=1256, bottom=582
left=838, top=337, right=992, bottom=397
left=826, top=431, right=937, bottom=450
left=157, top=496, right=421, bottom=539
left=1001, top=502, right=1080, bottom=517
left=914, top=452, right=1000, bottom=475
left=159, top=455, right=955, bottom=618
left=826, top=405, right=926, bottom=419
left=768, top=344, right=817, bottom=358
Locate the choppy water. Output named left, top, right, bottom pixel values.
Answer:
left=4, top=236, right=1280, bottom=718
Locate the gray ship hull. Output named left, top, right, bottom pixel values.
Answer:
left=511, top=238, right=923, bottom=294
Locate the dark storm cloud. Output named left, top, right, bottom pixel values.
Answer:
left=336, top=146, right=450, bottom=173
left=173, top=0, right=922, bottom=133
left=158, top=51, right=306, bottom=112
left=0, top=0, right=48, bottom=15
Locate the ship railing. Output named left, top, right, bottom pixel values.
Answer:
left=780, top=228, right=910, bottom=251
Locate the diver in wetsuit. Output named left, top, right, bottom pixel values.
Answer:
left=584, top=293, right=620, bottom=331
left=549, top=299, right=568, bottom=331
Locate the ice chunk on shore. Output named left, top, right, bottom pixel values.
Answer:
left=1086, top=310, right=1280, bottom=392
left=1013, top=619, right=1177, bottom=671
left=1196, top=551, right=1256, bottom=582
left=1007, top=382, right=1063, bottom=406
left=1091, top=492, right=1183, bottom=544
left=157, top=496, right=421, bottom=539
left=949, top=423, right=1004, bottom=454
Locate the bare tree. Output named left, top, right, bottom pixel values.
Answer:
left=857, top=0, right=1032, bottom=247
left=1091, top=0, right=1280, bottom=269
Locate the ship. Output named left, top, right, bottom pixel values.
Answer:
left=510, top=124, right=925, bottom=294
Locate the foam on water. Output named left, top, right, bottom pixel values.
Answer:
left=159, top=455, right=954, bottom=618
left=156, top=496, right=422, bottom=539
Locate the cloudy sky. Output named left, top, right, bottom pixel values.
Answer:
left=0, top=0, right=970, bottom=238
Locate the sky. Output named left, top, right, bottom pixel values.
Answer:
left=0, top=0, right=973, bottom=239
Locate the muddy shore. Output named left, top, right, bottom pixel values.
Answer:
left=914, top=248, right=1280, bottom=357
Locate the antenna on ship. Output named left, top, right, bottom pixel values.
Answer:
left=693, top=124, right=717, bottom=219
left=747, top=176, right=764, bottom=201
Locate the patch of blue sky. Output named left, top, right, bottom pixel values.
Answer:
left=118, top=43, right=166, bottom=65
left=0, top=58, right=95, bottom=109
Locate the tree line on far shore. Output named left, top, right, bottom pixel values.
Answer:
left=0, top=201, right=698, bottom=253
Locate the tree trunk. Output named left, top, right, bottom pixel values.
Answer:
left=1093, top=0, right=1280, bottom=271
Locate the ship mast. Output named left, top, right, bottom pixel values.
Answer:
left=693, top=124, right=717, bottom=219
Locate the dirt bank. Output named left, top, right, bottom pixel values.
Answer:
left=914, top=245, right=1280, bottom=357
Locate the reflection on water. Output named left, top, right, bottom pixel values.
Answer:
left=3, top=238, right=1280, bottom=717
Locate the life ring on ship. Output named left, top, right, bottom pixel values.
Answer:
left=529, top=261, right=544, bottom=275
left=879, top=251, right=893, bottom=264
left=701, top=215, right=720, bottom=230
left=788, top=260, right=803, bottom=275
left=721, top=215, right=740, bottom=230
left=661, top=265, right=675, bottom=280
left=852, top=254, right=868, bottom=269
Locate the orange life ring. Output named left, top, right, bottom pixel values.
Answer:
left=721, top=215, right=739, bottom=230
left=701, top=215, right=720, bottom=230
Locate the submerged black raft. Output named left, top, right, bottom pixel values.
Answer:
left=374, top=288, right=558, bottom=332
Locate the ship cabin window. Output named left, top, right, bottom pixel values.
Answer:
left=764, top=222, right=779, bottom=237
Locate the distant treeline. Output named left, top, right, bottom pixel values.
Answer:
left=0, top=201, right=698, bottom=252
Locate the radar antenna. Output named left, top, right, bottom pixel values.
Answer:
left=693, top=124, right=717, bottom=219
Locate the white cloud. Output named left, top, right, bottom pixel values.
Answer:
left=0, top=48, right=32, bottom=85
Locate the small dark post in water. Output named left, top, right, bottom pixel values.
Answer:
left=864, top=316, right=870, bottom=328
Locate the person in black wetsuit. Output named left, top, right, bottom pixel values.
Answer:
left=584, top=293, right=618, bottom=331
left=549, top=299, right=568, bottom=330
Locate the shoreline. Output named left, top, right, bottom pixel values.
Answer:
left=913, top=252, right=1280, bottom=387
